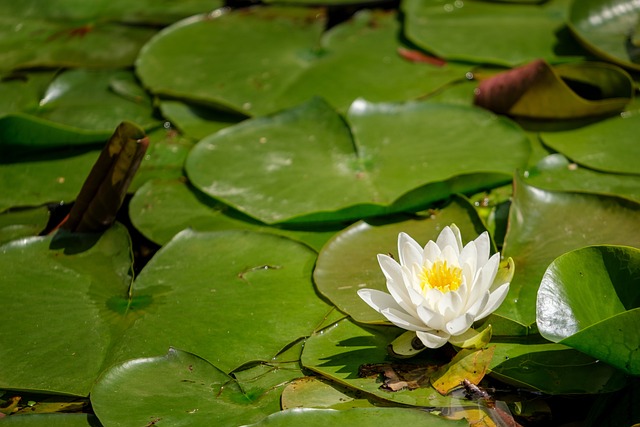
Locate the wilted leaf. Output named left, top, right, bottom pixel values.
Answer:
left=431, top=347, right=495, bottom=395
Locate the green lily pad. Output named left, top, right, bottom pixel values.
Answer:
left=0, top=16, right=156, bottom=72
left=0, top=207, right=49, bottom=245
left=136, top=8, right=469, bottom=116
left=490, top=342, right=627, bottom=394
left=537, top=245, right=640, bottom=374
left=0, top=224, right=133, bottom=396
left=91, top=347, right=283, bottom=427
left=524, top=154, right=640, bottom=203
left=186, top=98, right=529, bottom=224
left=243, top=407, right=464, bottom=426
left=402, top=0, right=584, bottom=66
left=540, top=113, right=640, bottom=175
left=568, top=0, right=640, bottom=71
left=1, top=70, right=159, bottom=150
left=108, top=229, right=332, bottom=373
left=313, top=196, right=489, bottom=324
left=128, top=179, right=342, bottom=251
left=495, top=177, right=640, bottom=329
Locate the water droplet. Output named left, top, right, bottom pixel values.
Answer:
left=242, top=102, right=252, bottom=110
left=465, top=71, right=474, bottom=80
left=443, top=3, right=454, bottom=12
left=163, top=121, right=172, bottom=129
left=259, top=137, right=267, bottom=144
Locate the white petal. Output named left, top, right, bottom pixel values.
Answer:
left=357, top=288, right=402, bottom=313
left=473, top=231, right=491, bottom=265
left=466, top=289, right=490, bottom=318
left=450, top=224, right=464, bottom=252
left=436, top=226, right=460, bottom=255
left=417, top=304, right=446, bottom=331
left=398, top=232, right=423, bottom=268
left=437, top=291, right=457, bottom=320
left=423, top=240, right=441, bottom=263
left=378, top=254, right=417, bottom=317
left=469, top=253, right=500, bottom=302
left=381, top=307, right=425, bottom=331
left=459, top=240, right=477, bottom=275
left=441, top=245, right=460, bottom=267
left=446, top=313, right=474, bottom=335
left=423, top=287, right=443, bottom=310
left=475, top=283, right=510, bottom=321
left=416, top=329, right=450, bottom=349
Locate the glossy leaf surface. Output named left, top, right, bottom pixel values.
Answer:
left=186, top=98, right=528, bottom=224
left=537, top=245, right=640, bottom=374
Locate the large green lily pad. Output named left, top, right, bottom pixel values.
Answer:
left=537, top=245, right=640, bottom=374
left=568, top=0, right=640, bottom=71
left=136, top=8, right=469, bottom=116
left=186, top=98, right=529, bottom=224
left=91, top=348, right=285, bottom=427
left=496, top=177, right=640, bottom=329
left=402, top=0, right=583, bottom=66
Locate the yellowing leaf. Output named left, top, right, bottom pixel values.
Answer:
left=431, top=347, right=495, bottom=395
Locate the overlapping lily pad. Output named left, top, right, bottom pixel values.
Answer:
left=136, top=8, right=470, bottom=116
left=402, top=0, right=583, bottom=66
left=0, top=226, right=333, bottom=395
left=495, top=177, right=640, bottom=329
left=568, top=0, right=640, bottom=71
left=186, top=98, right=529, bottom=224
left=537, top=245, right=640, bottom=374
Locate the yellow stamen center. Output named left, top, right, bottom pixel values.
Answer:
left=419, top=261, right=462, bottom=293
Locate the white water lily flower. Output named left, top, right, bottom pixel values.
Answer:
left=358, top=224, right=513, bottom=350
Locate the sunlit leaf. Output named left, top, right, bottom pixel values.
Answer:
left=0, top=207, right=49, bottom=245
left=281, top=377, right=379, bottom=410
left=186, top=98, right=528, bottom=224
left=431, top=347, right=495, bottom=395
left=537, top=245, right=640, bottom=374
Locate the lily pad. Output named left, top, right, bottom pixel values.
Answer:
left=540, top=113, right=640, bottom=175
left=186, top=98, right=529, bottom=224
left=136, top=8, right=469, bottom=116
left=568, top=0, right=640, bottom=71
left=402, top=0, right=583, bottom=66
left=495, top=177, right=640, bottom=329
left=281, top=377, right=380, bottom=410
left=0, top=224, right=133, bottom=396
left=524, top=154, right=640, bottom=203
left=0, top=16, right=156, bottom=71
left=537, top=245, right=640, bottom=374
left=0, top=70, right=159, bottom=150
left=159, top=100, right=243, bottom=140
left=313, top=196, right=489, bottom=324
left=108, top=229, right=333, bottom=373
left=91, top=347, right=284, bottom=427
left=0, top=414, right=99, bottom=426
